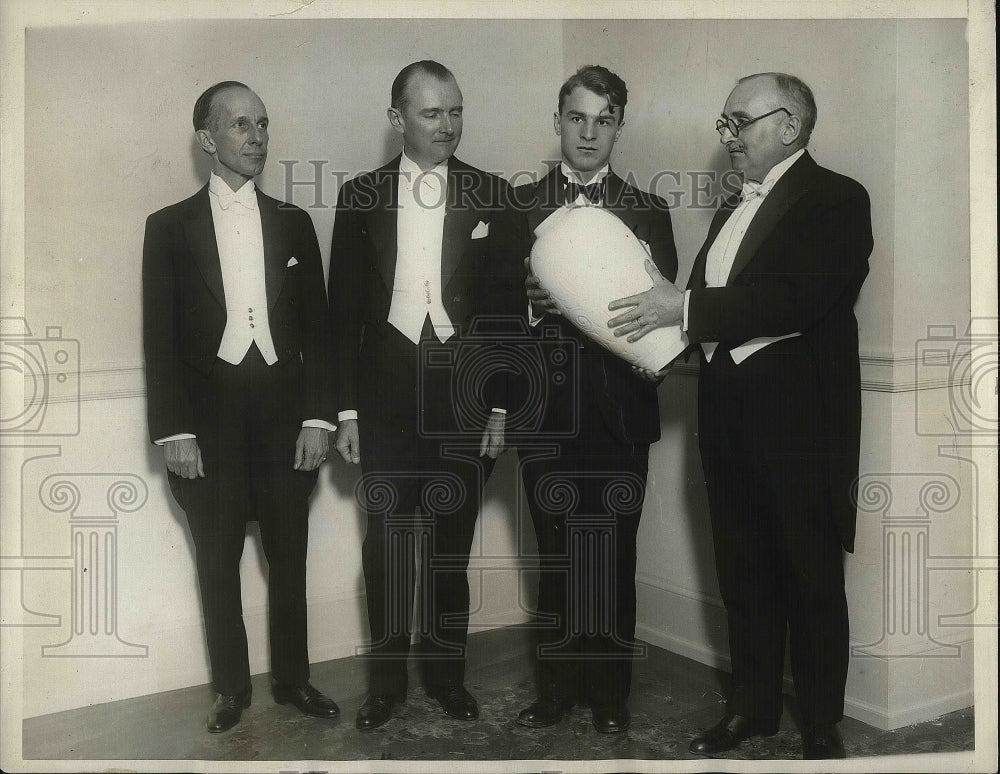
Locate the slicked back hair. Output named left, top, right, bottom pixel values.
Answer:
left=390, top=60, right=456, bottom=110
left=193, top=80, right=252, bottom=132
left=739, top=72, right=817, bottom=145
left=558, top=65, right=628, bottom=123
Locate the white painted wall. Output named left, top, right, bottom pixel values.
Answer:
left=562, top=18, right=974, bottom=730
left=11, top=17, right=978, bottom=734
left=15, top=17, right=563, bottom=718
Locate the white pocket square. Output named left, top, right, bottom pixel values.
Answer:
left=471, top=220, right=489, bottom=239
left=287, top=257, right=298, bottom=267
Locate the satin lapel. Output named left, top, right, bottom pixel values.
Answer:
left=182, top=187, right=225, bottom=308
left=441, top=160, right=477, bottom=287
left=690, top=200, right=738, bottom=289
left=257, top=191, right=291, bottom=311
left=726, top=153, right=814, bottom=284
left=527, top=167, right=563, bottom=237
left=605, top=170, right=624, bottom=204
left=604, top=171, right=637, bottom=230
left=369, top=162, right=400, bottom=291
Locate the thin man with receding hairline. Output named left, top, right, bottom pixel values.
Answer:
left=143, top=80, right=340, bottom=733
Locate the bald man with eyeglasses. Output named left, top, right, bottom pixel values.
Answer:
left=609, top=72, right=873, bottom=760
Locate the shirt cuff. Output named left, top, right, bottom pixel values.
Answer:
left=154, top=432, right=196, bottom=445
left=490, top=408, right=507, bottom=415
left=682, top=290, right=691, bottom=332
left=528, top=302, right=544, bottom=327
left=303, top=419, right=336, bottom=433
left=338, top=410, right=358, bottom=422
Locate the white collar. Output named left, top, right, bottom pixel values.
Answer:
left=400, top=151, right=449, bottom=179
left=753, top=148, right=805, bottom=188
left=208, top=173, right=257, bottom=209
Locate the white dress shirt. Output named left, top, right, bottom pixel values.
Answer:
left=209, top=174, right=279, bottom=366
left=156, top=173, right=334, bottom=443
left=339, top=153, right=460, bottom=424
left=387, top=152, right=455, bottom=345
left=684, top=149, right=804, bottom=364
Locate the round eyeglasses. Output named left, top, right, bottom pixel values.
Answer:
left=716, top=107, right=791, bottom=137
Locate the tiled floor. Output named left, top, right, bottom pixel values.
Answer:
left=22, top=626, right=975, bottom=766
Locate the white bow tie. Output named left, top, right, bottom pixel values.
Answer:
left=214, top=187, right=257, bottom=211
left=741, top=179, right=776, bottom=202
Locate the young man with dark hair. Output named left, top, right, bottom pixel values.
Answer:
left=489, top=65, right=677, bottom=733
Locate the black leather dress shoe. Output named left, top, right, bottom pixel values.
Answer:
left=689, top=713, right=779, bottom=754
left=802, top=723, right=846, bottom=759
left=207, top=686, right=252, bottom=733
left=592, top=703, right=631, bottom=733
left=516, top=697, right=577, bottom=728
left=273, top=682, right=340, bottom=718
left=355, top=694, right=399, bottom=732
left=427, top=683, right=479, bottom=720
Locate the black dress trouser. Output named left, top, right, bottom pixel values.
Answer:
left=519, top=358, right=649, bottom=708
left=698, top=341, right=849, bottom=726
left=356, top=320, right=495, bottom=697
left=169, top=344, right=318, bottom=696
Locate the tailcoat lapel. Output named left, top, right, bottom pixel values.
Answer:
left=689, top=200, right=738, bottom=290
left=441, top=159, right=480, bottom=287
left=688, top=152, right=817, bottom=289
left=182, top=186, right=225, bottom=309
left=526, top=166, right=563, bottom=235
left=367, top=156, right=496, bottom=290
left=257, top=190, right=292, bottom=311
left=604, top=171, right=624, bottom=212
left=605, top=171, right=644, bottom=233
left=725, top=152, right=814, bottom=284
left=440, top=209, right=464, bottom=289
left=370, top=161, right=400, bottom=291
